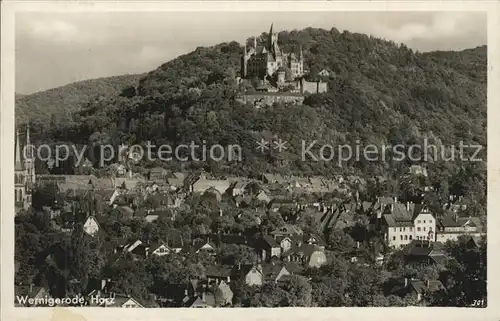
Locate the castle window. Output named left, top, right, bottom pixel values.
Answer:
left=15, top=190, right=18, bottom=201
left=19, top=189, right=23, bottom=201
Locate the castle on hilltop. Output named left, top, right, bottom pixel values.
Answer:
left=15, top=124, right=35, bottom=213
left=237, top=23, right=328, bottom=107
left=241, top=23, right=305, bottom=80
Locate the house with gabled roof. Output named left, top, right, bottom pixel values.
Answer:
left=167, top=172, right=187, bottom=191
left=258, top=235, right=281, bottom=261
left=436, top=211, right=484, bottom=243
left=255, top=190, right=272, bottom=204
left=389, top=277, right=445, bottom=303
left=230, top=180, right=249, bottom=196
left=281, top=243, right=327, bottom=268
left=270, top=224, right=303, bottom=238
left=205, top=265, right=233, bottom=286
left=262, top=262, right=303, bottom=283
left=191, top=175, right=231, bottom=195
left=232, top=263, right=263, bottom=286
left=212, top=280, right=233, bottom=306
left=83, top=215, right=101, bottom=237
left=261, top=173, right=285, bottom=184
left=150, top=243, right=171, bottom=256
left=304, top=233, right=326, bottom=250
left=380, top=200, right=436, bottom=248
left=403, top=240, right=448, bottom=267
left=185, top=292, right=215, bottom=308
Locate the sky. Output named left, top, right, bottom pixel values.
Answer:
left=15, top=11, right=486, bottom=95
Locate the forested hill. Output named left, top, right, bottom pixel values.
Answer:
left=27, top=27, right=486, bottom=182
left=15, top=74, right=145, bottom=125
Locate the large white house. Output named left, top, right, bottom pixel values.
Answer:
left=379, top=200, right=436, bottom=248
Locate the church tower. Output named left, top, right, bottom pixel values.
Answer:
left=14, top=124, right=35, bottom=213
left=24, top=123, right=36, bottom=187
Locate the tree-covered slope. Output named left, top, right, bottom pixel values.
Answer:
left=33, top=28, right=486, bottom=182
left=15, top=74, right=145, bottom=126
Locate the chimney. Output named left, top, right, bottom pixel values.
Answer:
left=29, top=284, right=33, bottom=293
left=404, top=278, right=408, bottom=287
left=406, top=202, right=410, bottom=211
left=238, top=262, right=241, bottom=270
left=219, top=208, right=223, bottom=217
left=202, top=291, right=206, bottom=302
left=184, top=289, right=188, bottom=296
left=356, top=241, right=360, bottom=249
left=426, top=280, right=430, bottom=289
left=393, top=196, right=397, bottom=203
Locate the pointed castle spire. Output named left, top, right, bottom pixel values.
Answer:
left=254, top=36, right=257, bottom=50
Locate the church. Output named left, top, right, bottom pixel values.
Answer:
left=241, top=23, right=304, bottom=81
left=15, top=124, right=35, bottom=213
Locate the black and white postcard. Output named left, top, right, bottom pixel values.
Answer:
left=1, top=1, right=498, bottom=321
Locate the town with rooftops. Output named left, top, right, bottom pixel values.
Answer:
left=14, top=21, right=487, bottom=308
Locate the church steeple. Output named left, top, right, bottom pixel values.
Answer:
left=268, top=23, right=274, bottom=49
left=25, top=122, right=33, bottom=159
left=15, top=128, right=23, bottom=171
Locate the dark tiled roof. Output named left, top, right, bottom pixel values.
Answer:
left=262, top=235, right=279, bottom=247
left=410, top=280, right=446, bottom=294
left=205, top=265, right=232, bottom=278
left=281, top=243, right=320, bottom=258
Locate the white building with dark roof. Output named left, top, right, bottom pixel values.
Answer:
left=380, top=200, right=437, bottom=248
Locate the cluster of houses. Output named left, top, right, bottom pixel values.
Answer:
left=17, top=162, right=485, bottom=307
